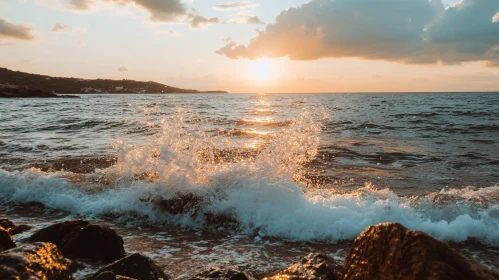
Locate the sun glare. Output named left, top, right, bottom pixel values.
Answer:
left=248, top=59, right=274, bottom=83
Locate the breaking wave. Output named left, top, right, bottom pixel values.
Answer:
left=1, top=108, right=498, bottom=244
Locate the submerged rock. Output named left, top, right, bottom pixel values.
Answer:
left=342, top=222, right=499, bottom=280
left=188, top=266, right=256, bottom=280
left=9, top=224, right=33, bottom=235
left=0, top=218, right=33, bottom=235
left=0, top=227, right=16, bottom=252
left=30, top=220, right=125, bottom=261
left=0, top=219, right=15, bottom=230
left=264, top=253, right=342, bottom=280
left=153, top=193, right=203, bottom=215
left=0, top=242, right=73, bottom=279
left=90, top=253, right=169, bottom=280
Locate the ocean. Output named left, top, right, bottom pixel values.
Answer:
left=1, top=92, right=498, bottom=277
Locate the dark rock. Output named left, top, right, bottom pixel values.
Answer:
left=264, top=253, right=342, bottom=280
left=153, top=193, right=202, bottom=215
left=115, top=276, right=137, bottom=280
left=9, top=224, right=33, bottom=235
left=0, top=242, right=73, bottom=279
left=96, top=271, right=137, bottom=280
left=0, top=227, right=16, bottom=252
left=189, top=266, right=256, bottom=280
left=0, top=218, right=33, bottom=235
left=90, top=253, right=169, bottom=280
left=30, top=220, right=125, bottom=261
left=0, top=219, right=15, bottom=230
left=342, top=222, right=499, bottom=280
left=66, top=258, right=86, bottom=273
left=96, top=271, right=119, bottom=280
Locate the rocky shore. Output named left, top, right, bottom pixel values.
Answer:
left=0, top=83, right=79, bottom=98
left=1, top=218, right=497, bottom=280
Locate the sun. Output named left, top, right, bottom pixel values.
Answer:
left=248, top=59, right=274, bottom=83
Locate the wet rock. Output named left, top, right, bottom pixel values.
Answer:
left=0, top=219, right=15, bottom=230
left=0, top=242, right=73, bottom=279
left=204, top=212, right=239, bottom=228
left=264, top=253, right=342, bottom=280
left=30, top=220, right=125, bottom=261
left=96, top=271, right=137, bottom=280
left=0, top=218, right=33, bottom=235
left=189, top=266, right=256, bottom=280
left=66, top=258, right=86, bottom=274
left=153, top=193, right=202, bottom=215
left=0, top=227, right=16, bottom=252
left=90, top=253, right=169, bottom=280
left=342, top=222, right=499, bottom=280
left=9, top=224, right=33, bottom=235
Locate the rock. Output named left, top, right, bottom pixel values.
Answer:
left=189, top=266, right=256, bottom=280
left=30, top=220, right=125, bottom=260
left=342, top=223, right=499, bottom=280
left=90, top=253, right=169, bottom=280
left=264, top=253, right=342, bottom=280
left=0, top=227, right=16, bottom=252
left=0, top=218, right=33, bottom=235
left=66, top=258, right=86, bottom=274
left=0, top=219, right=16, bottom=231
left=153, top=193, right=202, bottom=215
left=9, top=224, right=33, bottom=235
left=0, top=242, right=73, bottom=279
left=96, top=271, right=137, bottom=280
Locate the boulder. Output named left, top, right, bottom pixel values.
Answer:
left=0, top=218, right=33, bottom=235
left=153, top=193, right=202, bottom=215
left=9, top=224, right=33, bottom=235
left=264, top=253, right=342, bottom=280
left=342, top=223, right=499, bottom=280
left=188, top=266, right=256, bottom=280
left=30, top=220, right=125, bottom=261
left=0, top=242, right=73, bottom=279
left=90, top=253, right=169, bottom=280
left=0, top=219, right=15, bottom=230
left=0, top=227, right=16, bottom=252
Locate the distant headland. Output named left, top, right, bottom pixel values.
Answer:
left=0, top=68, right=228, bottom=95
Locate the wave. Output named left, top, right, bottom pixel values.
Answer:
left=1, top=108, right=498, bottom=245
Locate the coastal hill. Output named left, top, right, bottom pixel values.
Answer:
left=0, top=68, right=227, bottom=94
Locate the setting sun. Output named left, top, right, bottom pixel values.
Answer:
left=248, top=59, right=274, bottom=83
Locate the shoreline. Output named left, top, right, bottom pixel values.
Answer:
left=1, top=206, right=498, bottom=279
left=1, top=201, right=499, bottom=279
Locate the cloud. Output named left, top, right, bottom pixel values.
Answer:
left=228, top=11, right=264, bottom=24
left=66, top=0, right=93, bottom=10
left=118, top=66, right=128, bottom=72
left=189, top=15, right=220, bottom=28
left=246, top=15, right=264, bottom=24
left=494, top=12, right=499, bottom=23
left=214, top=1, right=259, bottom=11
left=217, top=0, right=499, bottom=66
left=52, top=23, right=71, bottom=32
left=0, top=18, right=34, bottom=40
left=106, top=0, right=187, bottom=22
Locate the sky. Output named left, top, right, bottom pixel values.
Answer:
left=1, top=0, right=499, bottom=93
